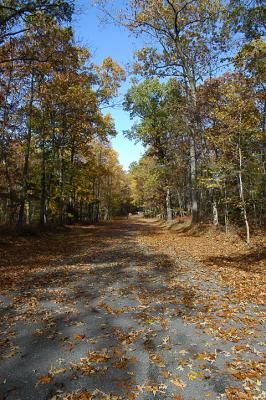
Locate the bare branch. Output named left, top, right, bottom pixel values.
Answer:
left=0, top=28, right=30, bottom=39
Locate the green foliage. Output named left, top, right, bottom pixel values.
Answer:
left=0, top=0, right=74, bottom=40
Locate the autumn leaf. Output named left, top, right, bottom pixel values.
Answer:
left=150, top=354, right=165, bottom=367
left=188, top=371, right=198, bottom=380
left=50, top=368, right=67, bottom=376
left=234, top=345, right=248, bottom=352
left=170, top=378, right=186, bottom=389
left=38, top=375, right=52, bottom=384
left=112, top=359, right=128, bottom=369
left=162, top=370, right=171, bottom=378
left=87, top=351, right=110, bottom=363
left=179, top=349, right=189, bottom=355
left=74, top=334, right=86, bottom=340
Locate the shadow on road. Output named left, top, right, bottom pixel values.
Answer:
left=0, top=219, right=252, bottom=400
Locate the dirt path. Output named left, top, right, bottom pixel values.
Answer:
left=0, top=219, right=265, bottom=400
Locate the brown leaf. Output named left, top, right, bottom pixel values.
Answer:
left=74, top=334, right=86, bottom=340
left=38, top=375, right=52, bottom=384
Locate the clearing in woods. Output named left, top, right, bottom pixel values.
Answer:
left=0, top=218, right=265, bottom=400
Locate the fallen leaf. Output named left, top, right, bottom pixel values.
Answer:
left=171, top=378, right=186, bottom=389
left=74, top=334, right=86, bottom=340
left=188, top=371, right=198, bottom=380
left=38, top=375, right=52, bottom=384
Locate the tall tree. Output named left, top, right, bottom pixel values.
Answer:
left=0, top=0, right=74, bottom=43
left=94, top=0, right=226, bottom=221
left=124, top=78, right=185, bottom=220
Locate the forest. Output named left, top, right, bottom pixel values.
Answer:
left=0, top=1, right=130, bottom=230
left=0, top=0, right=265, bottom=244
left=0, top=0, right=265, bottom=242
left=122, top=0, right=265, bottom=245
left=0, top=2, right=265, bottom=400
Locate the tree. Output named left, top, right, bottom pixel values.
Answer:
left=129, top=156, right=167, bottom=218
left=0, top=12, right=126, bottom=229
left=0, top=0, right=74, bottom=43
left=199, top=73, right=262, bottom=242
left=94, top=0, right=225, bottom=222
left=124, top=78, right=186, bottom=220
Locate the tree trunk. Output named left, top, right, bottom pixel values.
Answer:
left=39, top=140, right=47, bottom=226
left=238, top=146, right=250, bottom=244
left=103, top=207, right=109, bottom=221
left=58, top=109, right=67, bottom=225
left=261, top=97, right=266, bottom=224
left=179, top=58, right=199, bottom=223
left=189, top=136, right=198, bottom=222
left=212, top=197, right=219, bottom=226
left=177, top=189, right=184, bottom=217
left=224, top=180, right=229, bottom=235
left=17, top=72, right=34, bottom=230
left=166, top=187, right=172, bottom=221
left=39, top=112, right=47, bottom=226
left=0, top=62, right=15, bottom=224
left=58, top=147, right=64, bottom=225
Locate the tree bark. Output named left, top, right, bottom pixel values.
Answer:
left=39, top=109, right=47, bottom=226
left=58, top=147, right=64, bottom=225
left=212, top=197, right=219, bottom=226
left=238, top=146, right=250, bottom=244
left=166, top=187, right=173, bottom=221
left=17, top=71, right=34, bottom=230
left=0, top=61, right=16, bottom=224
left=189, top=136, right=198, bottom=222
left=177, top=189, right=184, bottom=217
left=39, top=138, right=47, bottom=226
left=224, top=180, right=229, bottom=235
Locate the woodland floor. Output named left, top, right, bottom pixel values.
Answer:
left=0, top=218, right=265, bottom=400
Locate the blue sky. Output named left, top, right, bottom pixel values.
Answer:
left=73, top=1, right=144, bottom=171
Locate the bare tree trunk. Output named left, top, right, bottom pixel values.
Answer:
left=166, top=187, right=173, bottom=221
left=58, top=147, right=64, bottom=225
left=238, top=146, right=250, bottom=244
left=212, top=197, right=219, bottom=226
left=94, top=147, right=102, bottom=223
left=45, top=120, right=56, bottom=223
left=180, top=63, right=199, bottom=223
left=17, top=72, right=34, bottom=230
left=25, top=202, right=30, bottom=224
left=0, top=62, right=15, bottom=224
left=3, top=156, right=15, bottom=224
left=103, top=207, right=109, bottom=221
left=224, top=180, right=229, bottom=235
left=39, top=141, right=47, bottom=226
left=177, top=189, right=184, bottom=217
left=39, top=112, right=47, bottom=226
left=58, top=108, right=67, bottom=226
left=107, top=175, right=112, bottom=220
left=190, top=136, right=198, bottom=222
left=68, top=138, right=76, bottom=222
left=261, top=97, right=266, bottom=225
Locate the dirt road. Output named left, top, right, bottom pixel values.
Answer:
left=0, top=219, right=265, bottom=400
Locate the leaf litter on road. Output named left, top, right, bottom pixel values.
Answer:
left=0, top=219, right=265, bottom=399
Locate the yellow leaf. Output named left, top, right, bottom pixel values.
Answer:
left=188, top=371, right=198, bottom=380
left=170, top=378, right=186, bottom=389
left=51, top=368, right=66, bottom=376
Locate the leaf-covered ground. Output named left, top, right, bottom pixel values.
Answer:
left=0, top=219, right=265, bottom=400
